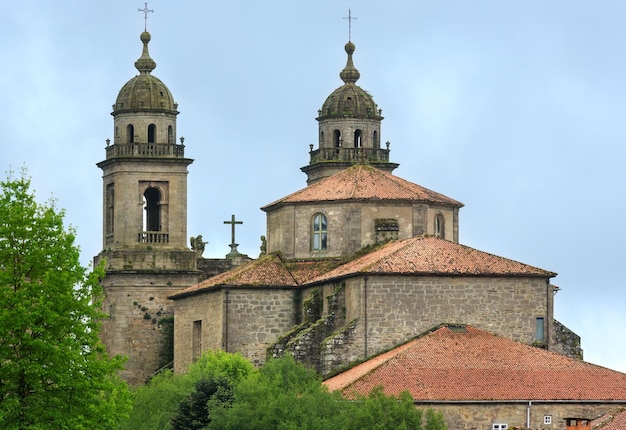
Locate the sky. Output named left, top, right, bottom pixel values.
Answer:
left=2, top=1, right=625, bottom=373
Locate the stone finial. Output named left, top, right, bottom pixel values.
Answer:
left=135, top=31, right=157, bottom=74
left=339, top=41, right=360, bottom=84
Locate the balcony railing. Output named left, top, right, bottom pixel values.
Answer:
left=105, top=143, right=185, bottom=159
left=309, top=147, right=390, bottom=164
left=138, top=231, right=170, bottom=243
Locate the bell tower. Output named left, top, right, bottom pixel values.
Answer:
left=301, top=38, right=399, bottom=185
left=95, top=29, right=199, bottom=385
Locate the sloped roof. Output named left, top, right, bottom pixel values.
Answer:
left=171, top=237, right=554, bottom=299
left=592, top=408, right=626, bottom=429
left=261, top=164, right=463, bottom=211
left=169, top=254, right=343, bottom=299
left=309, top=236, right=555, bottom=284
left=324, top=325, right=626, bottom=401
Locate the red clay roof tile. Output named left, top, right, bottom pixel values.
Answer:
left=309, top=236, right=555, bottom=283
left=592, top=408, right=626, bottom=429
left=324, top=325, right=626, bottom=401
left=262, top=164, right=463, bottom=210
left=169, top=254, right=344, bottom=299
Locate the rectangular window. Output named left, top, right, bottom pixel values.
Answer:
left=106, top=183, right=115, bottom=235
left=536, top=317, right=545, bottom=342
left=192, top=320, right=202, bottom=362
left=544, top=416, right=552, bottom=425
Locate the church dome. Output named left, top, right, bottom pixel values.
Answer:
left=114, top=31, right=177, bottom=113
left=318, top=41, right=381, bottom=120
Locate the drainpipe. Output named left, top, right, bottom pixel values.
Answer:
left=546, top=279, right=551, bottom=349
left=527, top=401, right=532, bottom=428
left=364, top=275, right=368, bottom=358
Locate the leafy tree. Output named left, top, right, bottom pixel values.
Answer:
left=171, top=376, right=233, bottom=430
left=122, top=349, right=254, bottom=430
left=208, top=355, right=346, bottom=430
left=0, top=170, right=131, bottom=429
left=208, top=355, right=447, bottom=430
left=342, top=387, right=447, bottom=430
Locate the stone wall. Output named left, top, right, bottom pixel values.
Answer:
left=99, top=270, right=197, bottom=385
left=174, top=287, right=297, bottom=372
left=265, top=201, right=458, bottom=259
left=280, top=275, right=553, bottom=374
left=172, top=288, right=224, bottom=374
left=420, top=401, right=626, bottom=430
left=552, top=319, right=583, bottom=359
left=360, top=275, right=550, bottom=354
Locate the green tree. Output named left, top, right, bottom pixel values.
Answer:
left=122, top=349, right=254, bottom=430
left=0, top=171, right=131, bottom=429
left=342, top=387, right=447, bottom=430
left=208, top=355, right=447, bottom=430
left=171, top=376, right=233, bottom=430
left=208, top=355, right=345, bottom=430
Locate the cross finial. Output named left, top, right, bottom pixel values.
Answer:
left=343, top=8, right=357, bottom=41
left=138, top=2, right=154, bottom=31
left=224, top=214, right=243, bottom=256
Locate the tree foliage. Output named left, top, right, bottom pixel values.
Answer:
left=0, top=170, right=131, bottom=429
left=122, top=349, right=254, bottom=430
left=208, top=354, right=344, bottom=430
left=171, top=376, right=233, bottom=430
left=207, top=355, right=447, bottom=430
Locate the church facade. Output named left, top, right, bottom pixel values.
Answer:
left=96, top=29, right=581, bottom=385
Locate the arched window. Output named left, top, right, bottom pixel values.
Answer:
left=320, top=130, right=324, bottom=145
left=168, top=126, right=174, bottom=143
left=312, top=213, right=328, bottom=251
left=354, top=129, right=362, bottom=148
left=127, top=124, right=134, bottom=143
left=143, top=187, right=161, bottom=232
left=373, top=130, right=379, bottom=149
left=434, top=213, right=445, bottom=239
left=148, top=124, right=156, bottom=143
left=333, top=130, right=341, bottom=147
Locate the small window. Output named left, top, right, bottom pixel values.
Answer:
left=354, top=129, right=362, bottom=148
left=106, top=184, right=115, bottom=235
left=492, top=425, right=508, bottom=430
left=127, top=124, right=135, bottom=143
left=434, top=213, right=445, bottom=239
left=148, top=124, right=156, bottom=143
left=312, top=213, right=327, bottom=251
left=333, top=130, right=341, bottom=147
left=544, top=416, right=552, bottom=425
left=536, top=317, right=545, bottom=342
left=192, top=320, right=202, bottom=362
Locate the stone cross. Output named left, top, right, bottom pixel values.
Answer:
left=138, top=2, right=154, bottom=31
left=343, top=8, right=357, bottom=41
left=224, top=214, right=243, bottom=255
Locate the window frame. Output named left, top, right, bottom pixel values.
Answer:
left=311, top=212, right=328, bottom=251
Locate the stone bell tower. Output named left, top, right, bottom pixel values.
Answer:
left=301, top=38, right=399, bottom=185
left=95, top=30, right=198, bottom=385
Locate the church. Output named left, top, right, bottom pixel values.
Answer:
left=93, top=22, right=626, bottom=429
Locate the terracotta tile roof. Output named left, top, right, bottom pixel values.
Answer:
left=592, top=408, right=626, bottom=429
left=261, top=164, right=463, bottom=210
left=169, top=254, right=344, bottom=299
left=308, top=236, right=555, bottom=284
left=324, top=325, right=626, bottom=401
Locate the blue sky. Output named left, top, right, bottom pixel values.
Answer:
left=2, top=1, right=625, bottom=373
